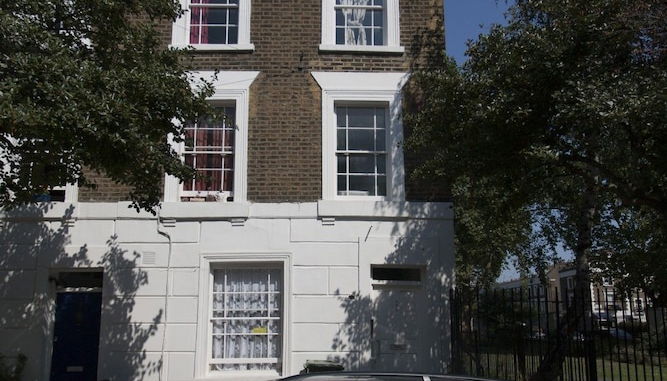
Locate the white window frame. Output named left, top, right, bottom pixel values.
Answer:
left=195, top=253, right=292, bottom=380
left=319, top=0, right=403, bottom=53
left=164, top=71, right=259, bottom=203
left=312, top=71, right=407, bottom=201
left=171, top=0, right=254, bottom=51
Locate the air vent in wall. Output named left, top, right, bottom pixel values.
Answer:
left=142, top=251, right=157, bottom=266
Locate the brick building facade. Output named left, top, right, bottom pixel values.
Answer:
left=80, top=0, right=447, bottom=203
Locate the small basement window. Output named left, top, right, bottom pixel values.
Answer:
left=371, top=265, right=422, bottom=289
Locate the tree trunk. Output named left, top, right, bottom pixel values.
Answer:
left=530, top=176, right=597, bottom=381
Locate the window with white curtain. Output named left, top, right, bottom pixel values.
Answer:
left=335, top=0, right=385, bottom=46
left=320, top=0, right=402, bottom=52
left=210, top=266, right=282, bottom=373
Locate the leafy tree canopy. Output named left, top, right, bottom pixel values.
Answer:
left=406, top=0, right=667, bottom=296
left=0, top=0, right=214, bottom=211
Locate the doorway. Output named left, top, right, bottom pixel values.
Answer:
left=49, top=271, right=103, bottom=381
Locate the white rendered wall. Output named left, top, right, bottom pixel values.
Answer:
left=0, top=201, right=454, bottom=381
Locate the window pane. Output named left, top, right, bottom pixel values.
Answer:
left=335, top=107, right=346, bottom=127
left=189, top=26, right=200, bottom=44
left=224, top=155, right=234, bottom=170
left=190, top=7, right=202, bottom=24
left=229, top=8, right=239, bottom=24
left=375, top=108, right=386, bottom=126
left=377, top=176, right=386, bottom=196
left=223, top=170, right=234, bottom=192
left=377, top=154, right=386, bottom=174
left=336, top=28, right=346, bottom=45
left=376, top=129, right=385, bottom=151
left=196, top=170, right=222, bottom=191
left=373, top=10, right=383, bottom=26
left=336, top=9, right=345, bottom=25
left=223, top=129, right=234, bottom=150
left=349, top=154, right=374, bottom=173
left=205, top=8, right=228, bottom=24
left=337, top=155, right=347, bottom=173
left=337, top=129, right=347, bottom=150
left=196, top=130, right=222, bottom=148
left=374, top=28, right=384, bottom=45
left=227, top=26, right=238, bottom=44
left=185, top=130, right=195, bottom=149
left=337, top=175, right=347, bottom=194
left=348, top=108, right=374, bottom=127
left=205, top=26, right=227, bottom=44
left=349, top=175, right=375, bottom=195
left=362, top=12, right=372, bottom=26
left=196, top=154, right=222, bottom=169
left=348, top=129, right=374, bottom=151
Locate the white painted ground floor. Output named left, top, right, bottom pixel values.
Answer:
left=0, top=201, right=454, bottom=381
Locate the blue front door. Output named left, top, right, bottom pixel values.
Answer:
left=50, top=292, right=102, bottom=381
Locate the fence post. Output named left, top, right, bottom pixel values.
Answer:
left=450, top=288, right=461, bottom=374
left=585, top=286, right=598, bottom=381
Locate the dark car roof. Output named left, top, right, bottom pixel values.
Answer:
left=277, top=372, right=499, bottom=381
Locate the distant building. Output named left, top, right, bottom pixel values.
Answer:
left=497, top=263, right=649, bottom=325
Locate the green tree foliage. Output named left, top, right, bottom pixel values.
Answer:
left=0, top=0, right=214, bottom=211
left=406, top=0, right=667, bottom=296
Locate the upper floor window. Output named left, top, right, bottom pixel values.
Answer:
left=164, top=71, right=259, bottom=203
left=320, top=0, right=403, bottom=53
left=335, top=0, right=384, bottom=46
left=171, top=0, right=254, bottom=51
left=182, top=106, right=236, bottom=198
left=189, top=0, right=239, bottom=45
left=312, top=71, right=407, bottom=201
left=336, top=105, right=387, bottom=197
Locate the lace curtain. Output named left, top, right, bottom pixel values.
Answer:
left=210, top=268, right=281, bottom=372
left=341, top=0, right=369, bottom=45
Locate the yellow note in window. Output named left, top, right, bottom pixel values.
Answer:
left=252, top=327, right=268, bottom=334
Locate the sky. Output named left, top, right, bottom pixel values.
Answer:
left=445, top=0, right=513, bottom=64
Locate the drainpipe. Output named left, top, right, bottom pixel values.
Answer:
left=156, top=206, right=173, bottom=381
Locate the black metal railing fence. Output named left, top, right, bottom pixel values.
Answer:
left=450, top=287, right=667, bottom=381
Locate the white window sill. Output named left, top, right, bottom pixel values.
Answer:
left=319, top=44, right=405, bottom=54
left=170, top=43, right=256, bottom=52
left=317, top=200, right=454, bottom=220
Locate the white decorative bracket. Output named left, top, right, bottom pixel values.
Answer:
left=321, top=217, right=336, bottom=226
left=160, top=218, right=177, bottom=228
left=230, top=218, right=246, bottom=227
